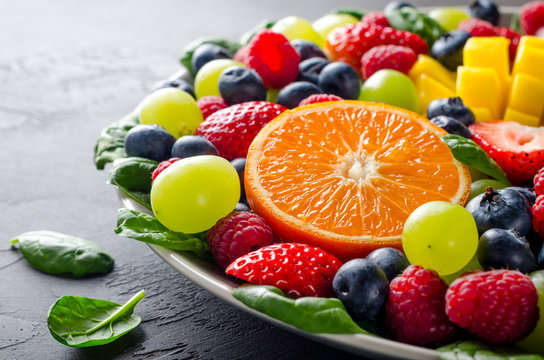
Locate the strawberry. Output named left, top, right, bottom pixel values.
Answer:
left=360, top=11, right=390, bottom=27
left=469, top=121, right=544, bottom=185
left=226, top=243, right=342, bottom=298
left=298, top=94, right=342, bottom=107
left=361, top=45, right=417, bottom=79
left=495, top=27, right=521, bottom=64
left=520, top=1, right=544, bottom=35
left=458, top=18, right=497, bottom=37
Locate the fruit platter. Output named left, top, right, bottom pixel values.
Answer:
left=95, top=1, right=544, bottom=359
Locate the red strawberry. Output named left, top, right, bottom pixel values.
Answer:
left=521, top=1, right=544, bottom=35
left=194, top=101, right=286, bottom=160
left=360, top=11, right=390, bottom=27
left=495, top=27, right=521, bottom=64
left=298, top=94, right=342, bottom=107
left=361, top=45, right=417, bottom=79
left=458, top=18, right=497, bottom=36
left=152, top=158, right=180, bottom=181
left=226, top=243, right=342, bottom=298
left=233, top=45, right=250, bottom=63
left=469, top=121, right=544, bottom=185
left=196, top=95, right=227, bottom=119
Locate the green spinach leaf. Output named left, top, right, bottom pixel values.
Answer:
left=180, top=38, right=242, bottom=76
left=333, top=8, right=367, bottom=20
left=94, top=112, right=139, bottom=170
left=438, top=340, right=544, bottom=360
left=115, top=208, right=209, bottom=258
left=10, top=231, right=114, bottom=277
left=442, top=134, right=511, bottom=186
left=385, top=7, right=445, bottom=47
left=232, top=285, right=372, bottom=335
left=510, top=13, right=522, bottom=33
left=108, top=157, right=157, bottom=209
left=48, top=290, right=145, bottom=347
left=240, top=20, right=276, bottom=45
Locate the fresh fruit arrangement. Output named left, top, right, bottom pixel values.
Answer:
left=93, top=1, right=544, bottom=358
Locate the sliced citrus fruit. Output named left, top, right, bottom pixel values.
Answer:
left=245, top=100, right=471, bottom=261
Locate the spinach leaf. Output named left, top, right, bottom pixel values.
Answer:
left=438, top=340, right=544, bottom=360
left=442, top=134, right=511, bottom=186
left=333, top=8, right=367, bottom=20
left=232, top=285, right=372, bottom=335
left=94, top=112, right=139, bottom=170
left=240, top=20, right=276, bottom=45
left=10, top=231, right=114, bottom=277
left=48, top=290, right=145, bottom=347
left=385, top=7, right=445, bottom=48
left=115, top=208, right=209, bottom=259
left=510, top=13, right=522, bottom=33
left=108, top=157, right=157, bottom=209
left=180, top=38, right=242, bottom=76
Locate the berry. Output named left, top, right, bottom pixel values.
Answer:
left=297, top=57, right=330, bottom=84
left=431, top=30, right=472, bottom=71
left=218, top=66, right=266, bottom=106
left=384, top=1, right=415, bottom=12
left=496, top=27, right=521, bottom=64
left=469, top=121, right=544, bottom=185
left=360, top=11, right=390, bottom=27
left=234, top=202, right=250, bottom=212
left=318, top=62, right=360, bottom=100
left=478, top=228, right=537, bottom=273
left=207, top=211, right=274, bottom=270
left=427, top=97, right=475, bottom=126
left=191, top=43, right=232, bottom=75
left=446, top=270, right=539, bottom=344
left=226, top=243, right=342, bottom=298
left=385, top=265, right=457, bottom=345
left=535, top=168, right=544, bottom=196
left=533, top=195, right=544, bottom=239
left=196, top=95, right=227, bottom=119
left=365, top=247, right=409, bottom=282
left=468, top=0, right=500, bottom=26
left=276, top=81, right=323, bottom=109
left=195, top=101, right=286, bottom=160
left=361, top=45, right=417, bottom=79
left=290, top=39, right=326, bottom=61
left=506, top=186, right=537, bottom=205
left=124, top=124, right=176, bottom=162
left=457, top=18, right=497, bottom=37
left=429, top=115, right=472, bottom=139
left=151, top=157, right=180, bottom=181
left=233, top=45, right=250, bottom=63
left=469, top=179, right=508, bottom=202
left=151, top=77, right=195, bottom=99
left=171, top=135, right=219, bottom=159
left=298, top=94, right=342, bottom=107
left=245, top=30, right=300, bottom=89
left=520, top=1, right=544, bottom=35
left=332, top=259, right=389, bottom=321
left=231, top=157, right=247, bottom=203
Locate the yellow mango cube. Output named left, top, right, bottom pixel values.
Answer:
left=504, top=107, right=541, bottom=126
left=507, top=73, right=544, bottom=118
left=518, top=35, right=544, bottom=52
left=409, top=55, right=456, bottom=92
left=463, top=37, right=510, bottom=90
left=512, top=45, right=544, bottom=81
left=414, top=74, right=455, bottom=116
left=471, top=107, right=494, bottom=122
left=457, top=66, right=502, bottom=119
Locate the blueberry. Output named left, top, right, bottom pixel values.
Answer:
left=231, top=158, right=247, bottom=203
left=171, top=135, right=219, bottom=159
left=427, top=97, right=476, bottom=126
left=384, top=1, right=414, bottom=12
left=429, top=115, right=472, bottom=139
left=431, top=30, right=472, bottom=71
left=276, top=81, right=323, bottom=109
left=469, top=0, right=500, bottom=26
left=318, top=62, right=360, bottom=100
left=539, top=243, right=544, bottom=269
left=291, top=39, right=327, bottom=61
left=297, top=58, right=330, bottom=84
left=505, top=186, right=537, bottom=205
left=151, top=78, right=195, bottom=99
left=191, top=43, right=232, bottom=75
left=478, top=228, right=537, bottom=273
left=234, top=202, right=251, bottom=212
left=124, top=124, right=176, bottom=162
left=466, top=187, right=533, bottom=236
left=332, top=259, right=389, bottom=321
left=218, top=66, right=266, bottom=106
left=366, top=248, right=409, bottom=282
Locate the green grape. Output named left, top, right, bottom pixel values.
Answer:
left=312, top=13, right=359, bottom=39
left=402, top=201, right=479, bottom=276
left=517, top=270, right=544, bottom=354
left=151, top=155, right=240, bottom=234
left=139, top=88, right=203, bottom=138
left=428, top=8, right=469, bottom=32
left=468, top=179, right=507, bottom=201
left=272, top=16, right=325, bottom=48
left=194, top=59, right=244, bottom=99
left=359, top=69, right=420, bottom=113
left=266, top=88, right=280, bottom=103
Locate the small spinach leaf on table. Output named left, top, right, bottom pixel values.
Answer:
left=108, top=157, right=158, bottom=209
left=438, top=340, right=544, bottom=360
left=10, top=231, right=114, bottom=277
left=180, top=38, right=242, bottom=76
left=94, top=112, right=139, bottom=170
left=48, top=290, right=145, bottom=347
left=385, top=7, right=445, bottom=47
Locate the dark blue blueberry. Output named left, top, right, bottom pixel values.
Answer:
left=427, top=97, right=476, bottom=126
left=234, top=202, right=251, bottom=212
left=429, top=115, right=472, bottom=139
left=506, top=186, right=537, bottom=205
left=469, top=0, right=500, bottom=26
left=297, top=57, right=330, bottom=84
left=231, top=158, right=247, bottom=203
left=124, top=124, right=176, bottom=162
left=276, top=81, right=323, bottom=109
left=332, top=259, right=389, bottom=321
left=318, top=62, right=360, bottom=100
left=191, top=43, right=232, bottom=75
left=366, top=248, right=409, bottom=282
left=384, top=1, right=414, bottom=12
left=466, top=187, right=533, bottom=236
left=431, top=30, right=472, bottom=71
left=218, top=66, right=266, bottom=106
left=539, top=243, right=544, bottom=269
left=151, top=77, right=195, bottom=98
left=171, top=135, right=219, bottom=159
left=478, top=228, right=537, bottom=273
left=291, top=39, right=327, bottom=61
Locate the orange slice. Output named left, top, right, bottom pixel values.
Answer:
left=245, top=101, right=471, bottom=261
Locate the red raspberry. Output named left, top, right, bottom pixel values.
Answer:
left=233, top=45, right=250, bottom=63
left=245, top=30, right=300, bottom=89
left=495, top=27, right=521, bottom=64
left=385, top=265, right=457, bottom=345
left=194, top=101, right=286, bottom=160
left=196, top=96, right=227, bottom=120
left=207, top=211, right=274, bottom=270
left=458, top=18, right=498, bottom=36
left=521, top=1, right=544, bottom=35
left=533, top=195, right=544, bottom=238
left=360, top=11, right=390, bottom=27
left=446, top=270, right=539, bottom=344
left=361, top=45, right=417, bottom=79
left=226, top=243, right=342, bottom=298
left=535, top=167, right=544, bottom=196
left=151, top=158, right=180, bottom=181
left=298, top=94, right=342, bottom=107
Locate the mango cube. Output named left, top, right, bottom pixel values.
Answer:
left=414, top=74, right=455, bottom=116
left=463, top=37, right=510, bottom=90
left=507, top=73, right=544, bottom=118
left=512, top=44, right=544, bottom=81
left=504, top=107, right=541, bottom=126
left=517, top=36, right=544, bottom=53
left=456, top=66, right=502, bottom=119
left=409, top=55, right=456, bottom=92
left=471, top=107, right=494, bottom=122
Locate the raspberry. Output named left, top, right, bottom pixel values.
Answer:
left=196, top=96, right=227, bottom=119
left=298, top=94, right=342, bottom=107
left=521, top=1, right=544, bottom=35
left=360, top=11, right=391, bottom=27
left=458, top=18, right=498, bottom=36
left=535, top=167, right=544, bottom=196
left=361, top=45, right=417, bottom=79
left=151, top=158, right=180, bottom=181
left=385, top=265, right=457, bottom=345
left=207, top=211, right=274, bottom=270
left=194, top=101, right=286, bottom=160
left=233, top=45, right=250, bottom=63
left=533, top=195, right=544, bottom=238
left=446, top=270, right=539, bottom=344
left=245, top=30, right=300, bottom=89
left=495, top=27, right=521, bottom=64
left=226, top=243, right=342, bottom=298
